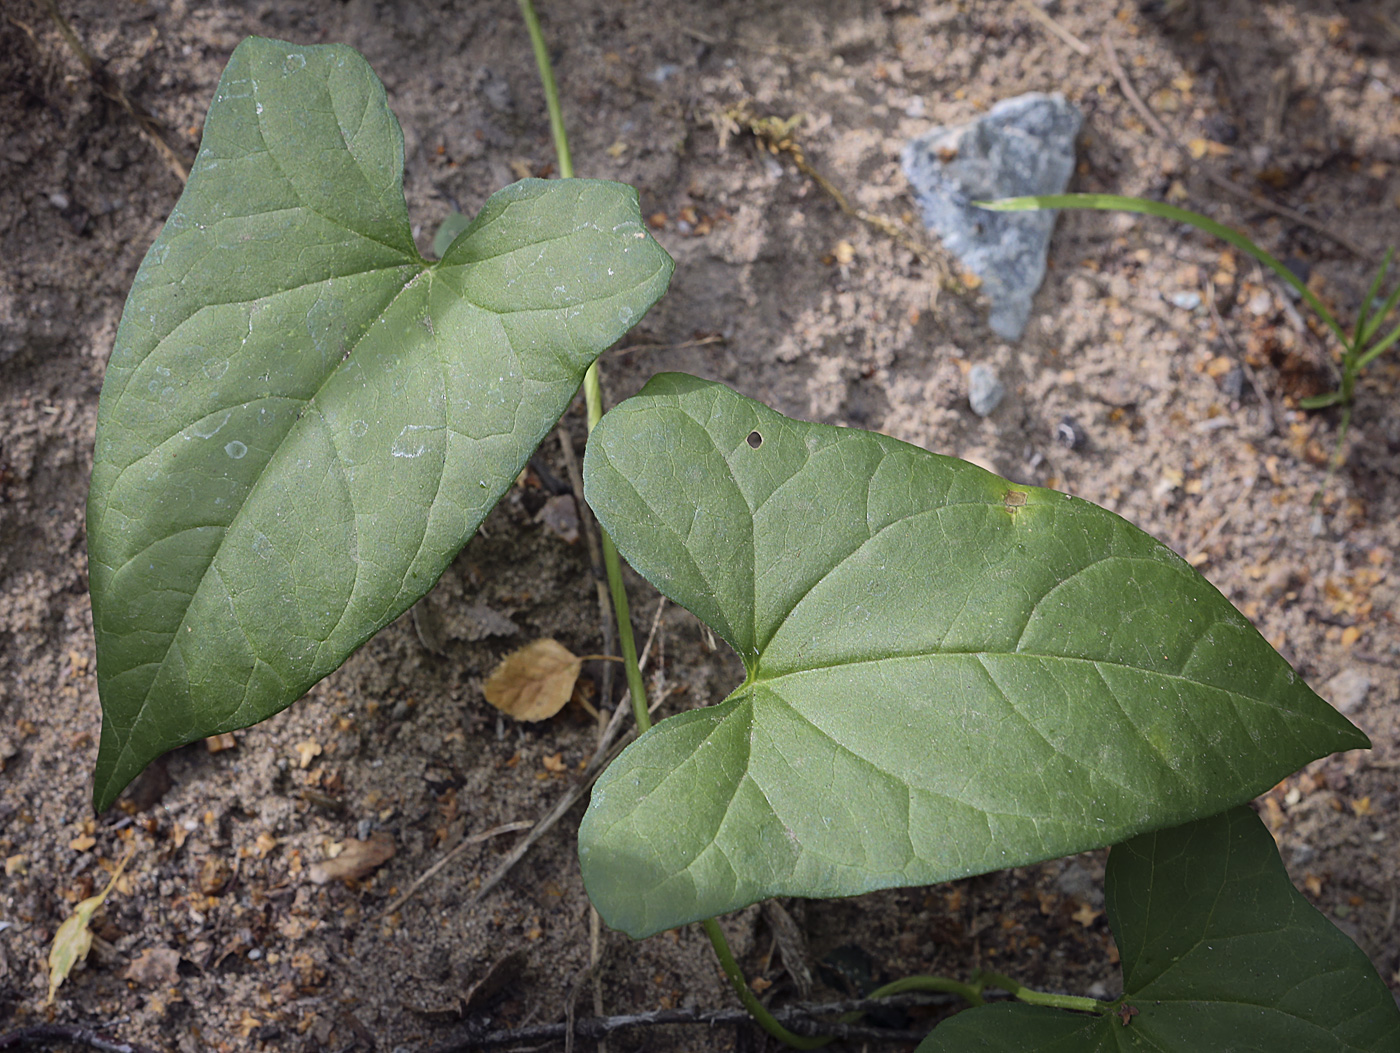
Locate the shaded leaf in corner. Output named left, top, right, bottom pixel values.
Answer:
left=407, top=949, right=528, bottom=1020
left=458, top=603, right=519, bottom=643
left=537, top=494, right=581, bottom=543
left=47, top=845, right=136, bottom=1005
left=309, top=832, right=396, bottom=885
left=483, top=639, right=583, bottom=722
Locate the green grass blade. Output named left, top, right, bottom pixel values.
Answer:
left=1351, top=248, right=1392, bottom=348
left=1297, top=391, right=1345, bottom=409
left=1359, top=272, right=1400, bottom=348
left=980, top=194, right=1351, bottom=349
left=1357, top=319, right=1400, bottom=369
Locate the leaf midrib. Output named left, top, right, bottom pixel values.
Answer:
left=749, top=650, right=1305, bottom=719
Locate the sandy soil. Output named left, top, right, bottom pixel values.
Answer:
left=2, top=0, right=1397, bottom=1049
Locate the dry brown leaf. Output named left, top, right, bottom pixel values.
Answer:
left=483, top=639, right=582, bottom=722
left=47, top=845, right=136, bottom=1005
left=124, top=946, right=181, bottom=987
left=294, top=739, right=322, bottom=769
left=308, top=832, right=396, bottom=885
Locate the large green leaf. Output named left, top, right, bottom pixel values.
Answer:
left=917, top=807, right=1400, bottom=1051
left=578, top=375, right=1366, bottom=938
left=87, top=37, right=672, bottom=810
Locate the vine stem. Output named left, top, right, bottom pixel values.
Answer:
left=701, top=918, right=834, bottom=1050
left=515, top=6, right=1111, bottom=1047
left=516, top=0, right=649, bottom=733
left=974, top=971, right=1109, bottom=1015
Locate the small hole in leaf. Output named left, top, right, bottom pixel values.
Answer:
left=746, top=431, right=763, bottom=449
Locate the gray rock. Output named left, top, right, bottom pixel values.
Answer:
left=1324, top=668, right=1371, bottom=714
left=903, top=93, right=1082, bottom=340
left=968, top=363, right=1005, bottom=416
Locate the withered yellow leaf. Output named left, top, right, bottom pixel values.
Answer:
left=483, top=639, right=582, bottom=722
left=308, top=831, right=396, bottom=885
left=47, top=845, right=136, bottom=1005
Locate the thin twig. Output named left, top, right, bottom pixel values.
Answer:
left=1205, top=281, right=1276, bottom=437
left=469, top=601, right=666, bottom=906
left=1099, top=33, right=1371, bottom=262
left=0, top=1025, right=162, bottom=1053
left=609, top=335, right=725, bottom=357
left=1014, top=0, right=1091, bottom=55
left=422, top=992, right=959, bottom=1052
left=39, top=0, right=189, bottom=182
left=377, top=820, right=533, bottom=920
left=468, top=736, right=632, bottom=907
left=723, top=103, right=941, bottom=271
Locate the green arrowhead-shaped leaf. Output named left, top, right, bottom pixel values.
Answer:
left=87, top=36, right=672, bottom=811
left=917, top=807, right=1400, bottom=1051
left=578, top=375, right=1366, bottom=938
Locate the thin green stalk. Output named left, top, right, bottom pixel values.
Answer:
left=701, top=918, right=835, bottom=1050
left=603, top=529, right=650, bottom=731
left=517, top=0, right=647, bottom=729
left=864, top=973, right=985, bottom=1008
left=516, top=0, right=573, bottom=180
left=974, top=971, right=1110, bottom=1015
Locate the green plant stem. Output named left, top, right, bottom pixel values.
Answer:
left=516, top=0, right=573, bottom=180
left=517, top=0, right=649, bottom=731
left=603, top=530, right=650, bottom=730
left=701, top=918, right=835, bottom=1049
left=864, top=974, right=985, bottom=1008
left=974, top=971, right=1109, bottom=1015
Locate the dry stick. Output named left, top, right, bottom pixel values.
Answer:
left=39, top=0, right=189, bottom=183
left=732, top=105, right=940, bottom=272
left=1204, top=281, right=1277, bottom=438
left=0, top=1025, right=162, bottom=1053
left=1099, top=33, right=1371, bottom=262
left=609, top=335, right=725, bottom=357
left=469, top=600, right=666, bottom=907
left=423, top=992, right=957, bottom=1052
left=1014, top=0, right=1091, bottom=56
left=377, top=821, right=533, bottom=920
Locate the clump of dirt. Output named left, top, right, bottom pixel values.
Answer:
left=2, top=1, right=1396, bottom=1050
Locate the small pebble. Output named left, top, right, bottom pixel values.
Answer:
left=1324, top=668, right=1371, bottom=714
left=1054, top=415, right=1087, bottom=450
left=1221, top=365, right=1248, bottom=401
left=1289, top=841, right=1316, bottom=867
left=48, top=191, right=70, bottom=210
left=1168, top=290, right=1202, bottom=311
left=357, top=817, right=375, bottom=840
left=649, top=63, right=680, bottom=84
left=968, top=364, right=1005, bottom=417
left=1247, top=290, right=1273, bottom=316
left=1282, top=257, right=1311, bottom=300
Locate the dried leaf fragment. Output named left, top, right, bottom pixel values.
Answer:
left=483, top=639, right=582, bottom=722
left=294, top=739, right=323, bottom=769
left=124, top=946, right=181, bottom=987
left=308, top=832, right=396, bottom=885
left=47, top=845, right=136, bottom=1005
